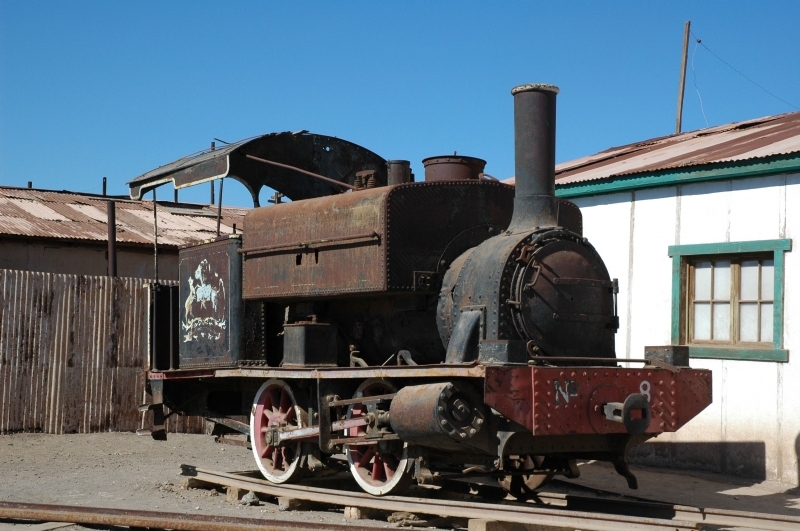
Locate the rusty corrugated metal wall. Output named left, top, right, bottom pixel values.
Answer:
left=0, top=269, right=203, bottom=434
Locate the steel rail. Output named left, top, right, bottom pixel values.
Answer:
left=183, top=466, right=698, bottom=531
left=529, top=490, right=800, bottom=531
left=184, top=465, right=800, bottom=531
left=0, top=501, right=379, bottom=531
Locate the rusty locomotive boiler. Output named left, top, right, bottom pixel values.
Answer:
left=136, top=84, right=712, bottom=497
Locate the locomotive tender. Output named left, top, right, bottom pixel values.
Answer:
left=139, top=84, right=712, bottom=497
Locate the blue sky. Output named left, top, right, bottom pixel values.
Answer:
left=1, top=2, right=798, bottom=207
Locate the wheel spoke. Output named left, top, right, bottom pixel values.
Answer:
left=382, top=453, right=398, bottom=479
left=280, top=388, right=291, bottom=413
left=357, top=447, right=375, bottom=469
left=283, top=447, right=294, bottom=469
left=279, top=449, right=287, bottom=470
left=252, top=381, right=307, bottom=484
left=270, top=389, right=281, bottom=410
left=260, top=444, right=273, bottom=458
left=345, top=381, right=411, bottom=495
left=265, top=391, right=275, bottom=412
left=371, top=455, right=383, bottom=482
left=272, top=447, right=281, bottom=470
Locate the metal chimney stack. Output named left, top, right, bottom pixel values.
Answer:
left=508, top=83, right=559, bottom=232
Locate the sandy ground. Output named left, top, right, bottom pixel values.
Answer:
left=0, top=432, right=798, bottom=530
left=0, top=432, right=392, bottom=531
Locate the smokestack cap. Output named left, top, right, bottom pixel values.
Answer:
left=511, top=83, right=560, bottom=95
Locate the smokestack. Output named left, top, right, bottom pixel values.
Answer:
left=508, top=83, right=559, bottom=232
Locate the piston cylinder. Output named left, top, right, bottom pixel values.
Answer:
left=389, top=381, right=486, bottom=451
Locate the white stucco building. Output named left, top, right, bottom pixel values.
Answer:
left=550, top=111, right=800, bottom=484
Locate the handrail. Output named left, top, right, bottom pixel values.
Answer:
left=238, top=231, right=380, bottom=255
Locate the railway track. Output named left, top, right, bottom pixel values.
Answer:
left=2, top=467, right=796, bottom=531
left=180, top=465, right=800, bottom=531
left=0, top=500, right=379, bottom=531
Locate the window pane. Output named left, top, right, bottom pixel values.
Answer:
left=693, top=302, right=711, bottom=340
left=713, top=261, right=730, bottom=300
left=739, top=303, right=758, bottom=342
left=761, top=302, right=773, bottom=343
left=740, top=260, right=759, bottom=301
left=713, top=302, right=730, bottom=340
left=694, top=262, right=711, bottom=299
left=761, top=260, right=774, bottom=301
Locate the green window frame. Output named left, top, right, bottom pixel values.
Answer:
left=668, top=239, right=791, bottom=362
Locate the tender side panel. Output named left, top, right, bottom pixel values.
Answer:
left=242, top=188, right=388, bottom=299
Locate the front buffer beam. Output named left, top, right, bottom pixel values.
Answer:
left=484, top=364, right=712, bottom=436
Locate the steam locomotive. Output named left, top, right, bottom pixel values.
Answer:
left=137, top=84, right=712, bottom=497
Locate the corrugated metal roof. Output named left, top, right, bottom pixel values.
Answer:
left=504, top=111, right=800, bottom=187
left=0, top=187, right=248, bottom=247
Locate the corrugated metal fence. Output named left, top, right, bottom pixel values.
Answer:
left=0, top=269, right=202, bottom=434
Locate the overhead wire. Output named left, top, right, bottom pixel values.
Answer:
left=690, top=30, right=799, bottom=111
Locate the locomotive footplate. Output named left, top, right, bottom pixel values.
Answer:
left=484, top=364, right=712, bottom=436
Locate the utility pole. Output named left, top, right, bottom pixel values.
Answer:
left=675, top=20, right=691, bottom=134
left=210, top=141, right=216, bottom=204
left=107, top=200, right=116, bottom=277
left=216, top=179, right=224, bottom=237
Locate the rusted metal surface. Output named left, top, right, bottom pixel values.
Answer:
left=0, top=501, right=372, bottom=531
left=439, top=229, right=616, bottom=363
left=511, top=235, right=615, bottom=357
left=241, top=180, right=515, bottom=299
left=384, top=181, right=513, bottom=291
left=128, top=131, right=387, bottom=206
left=0, top=187, right=246, bottom=247
left=511, top=84, right=559, bottom=197
left=421, top=155, right=486, bottom=181
left=239, top=231, right=380, bottom=255
left=388, top=381, right=487, bottom=451
left=508, top=110, right=800, bottom=187
left=242, top=187, right=387, bottom=298
left=386, top=160, right=412, bottom=185
left=0, top=269, right=200, bottom=434
left=483, top=365, right=712, bottom=436
left=435, top=87, right=615, bottom=365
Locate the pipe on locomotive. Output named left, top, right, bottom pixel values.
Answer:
left=508, top=83, right=560, bottom=232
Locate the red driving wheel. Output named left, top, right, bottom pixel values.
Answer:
left=345, top=379, right=413, bottom=496
left=250, top=379, right=306, bottom=484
